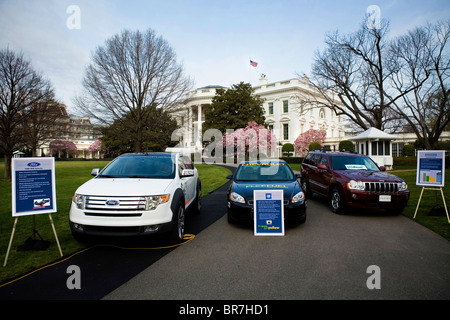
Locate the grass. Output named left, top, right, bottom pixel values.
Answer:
left=0, top=160, right=230, bottom=284
left=393, top=170, right=450, bottom=241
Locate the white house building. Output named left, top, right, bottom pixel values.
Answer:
left=36, top=105, right=102, bottom=158
left=168, top=76, right=348, bottom=157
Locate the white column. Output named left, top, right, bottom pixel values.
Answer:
left=188, top=105, right=193, bottom=147
left=196, top=104, right=202, bottom=150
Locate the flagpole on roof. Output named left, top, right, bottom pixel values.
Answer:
left=249, top=57, right=251, bottom=84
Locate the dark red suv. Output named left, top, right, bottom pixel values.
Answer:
left=301, top=151, right=410, bottom=214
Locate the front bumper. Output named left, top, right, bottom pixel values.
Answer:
left=228, top=200, right=307, bottom=223
left=69, top=202, right=174, bottom=237
left=69, top=220, right=174, bottom=237
left=344, top=190, right=410, bottom=211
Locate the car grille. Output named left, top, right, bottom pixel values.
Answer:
left=85, top=196, right=147, bottom=211
left=364, top=182, right=399, bottom=193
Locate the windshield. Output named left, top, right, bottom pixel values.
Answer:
left=330, top=155, right=379, bottom=171
left=235, top=162, right=295, bottom=181
left=98, top=155, right=175, bottom=179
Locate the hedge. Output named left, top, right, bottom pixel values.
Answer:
left=393, top=156, right=450, bottom=169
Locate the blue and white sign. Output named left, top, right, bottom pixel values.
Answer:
left=416, top=150, right=445, bottom=187
left=11, top=157, right=57, bottom=217
left=254, top=189, right=284, bottom=236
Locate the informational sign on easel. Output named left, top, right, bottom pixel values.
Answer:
left=12, top=157, right=57, bottom=216
left=416, top=150, right=445, bottom=187
left=4, top=157, right=62, bottom=266
left=254, top=189, right=285, bottom=236
left=414, top=150, right=449, bottom=223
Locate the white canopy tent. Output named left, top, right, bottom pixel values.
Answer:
left=349, top=128, right=396, bottom=170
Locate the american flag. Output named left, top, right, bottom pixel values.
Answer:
left=250, top=60, right=258, bottom=67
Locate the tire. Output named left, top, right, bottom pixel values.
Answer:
left=290, top=212, right=307, bottom=224
left=330, top=187, right=346, bottom=214
left=227, top=210, right=236, bottom=224
left=170, top=201, right=185, bottom=243
left=301, top=178, right=313, bottom=198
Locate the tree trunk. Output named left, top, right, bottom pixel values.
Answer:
left=4, top=154, right=11, bottom=180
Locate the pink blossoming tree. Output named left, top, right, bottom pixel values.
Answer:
left=223, top=121, right=277, bottom=160
left=88, top=140, right=102, bottom=158
left=294, top=129, right=327, bottom=156
left=49, top=139, right=78, bottom=158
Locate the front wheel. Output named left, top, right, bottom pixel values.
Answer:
left=170, top=201, right=185, bottom=243
left=330, top=187, right=346, bottom=214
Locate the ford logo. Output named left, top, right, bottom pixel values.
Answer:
left=27, top=162, right=41, bottom=167
left=106, top=199, right=120, bottom=206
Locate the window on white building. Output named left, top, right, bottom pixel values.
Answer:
left=268, top=102, right=273, bottom=115
left=392, top=143, right=405, bottom=157
left=319, top=108, right=325, bottom=119
left=371, top=141, right=391, bottom=156
left=283, top=123, right=289, bottom=140
left=283, top=100, right=288, bottom=113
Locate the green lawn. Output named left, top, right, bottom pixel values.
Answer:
left=393, top=170, right=450, bottom=241
left=0, top=160, right=230, bottom=284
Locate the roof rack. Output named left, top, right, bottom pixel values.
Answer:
left=338, top=149, right=358, bottom=154
left=309, top=149, right=359, bottom=154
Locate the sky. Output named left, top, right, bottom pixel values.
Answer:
left=0, top=0, right=449, bottom=115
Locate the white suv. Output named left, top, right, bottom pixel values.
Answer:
left=69, top=153, right=201, bottom=242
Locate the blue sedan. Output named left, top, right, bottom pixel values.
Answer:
left=226, top=160, right=307, bottom=225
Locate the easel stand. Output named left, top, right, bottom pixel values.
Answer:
left=414, top=187, right=450, bottom=224
left=3, top=214, right=63, bottom=267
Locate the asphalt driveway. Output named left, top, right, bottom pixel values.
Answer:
left=104, top=192, right=450, bottom=300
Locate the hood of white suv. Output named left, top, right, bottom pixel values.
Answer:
left=75, top=178, right=174, bottom=196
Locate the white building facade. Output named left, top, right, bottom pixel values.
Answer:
left=36, top=105, right=102, bottom=158
left=169, top=76, right=348, bottom=157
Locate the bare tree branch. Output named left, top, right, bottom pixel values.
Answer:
left=75, top=29, right=193, bottom=152
left=389, top=20, right=450, bottom=149
left=0, top=47, right=54, bottom=179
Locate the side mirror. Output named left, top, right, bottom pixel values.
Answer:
left=379, top=166, right=386, bottom=172
left=295, top=173, right=302, bottom=179
left=181, top=169, right=195, bottom=177
left=226, top=174, right=233, bottom=180
left=91, top=168, right=100, bottom=176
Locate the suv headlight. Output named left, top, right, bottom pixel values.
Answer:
left=229, top=192, right=245, bottom=204
left=72, top=193, right=85, bottom=209
left=347, top=180, right=365, bottom=191
left=398, top=182, right=408, bottom=191
left=292, top=191, right=305, bottom=203
left=143, top=194, right=170, bottom=211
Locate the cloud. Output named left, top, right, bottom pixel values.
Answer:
left=0, top=0, right=119, bottom=112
